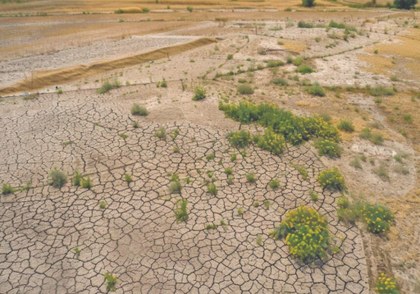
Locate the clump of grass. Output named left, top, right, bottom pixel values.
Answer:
left=368, top=86, right=395, bottom=97
left=156, top=79, right=167, bottom=88
left=314, top=139, right=342, bottom=158
left=192, top=86, right=206, bottom=101
left=97, top=80, right=120, bottom=94
left=224, top=167, right=233, bottom=175
left=227, top=130, right=252, bottom=148
left=292, top=164, right=309, bottom=181
left=256, top=234, right=263, bottom=246
left=263, top=200, right=271, bottom=210
left=2, top=183, right=13, bottom=195
left=230, top=153, right=237, bottom=162
left=237, top=84, right=254, bottom=95
left=268, top=178, right=280, bottom=190
left=292, top=56, right=304, bottom=66
left=72, top=171, right=82, bottom=186
left=124, top=173, right=132, bottom=184
left=99, top=200, right=107, bottom=209
left=297, top=64, right=314, bottom=74
left=207, top=183, right=218, bottom=196
left=237, top=207, right=244, bottom=216
left=318, top=167, right=346, bottom=191
left=359, top=128, right=384, bottom=145
left=155, top=127, right=167, bottom=140
left=271, top=78, right=288, bottom=86
left=174, top=199, right=188, bottom=222
left=337, top=120, right=355, bottom=132
left=81, top=177, right=92, bottom=189
left=169, top=173, right=182, bottom=194
left=373, top=163, right=390, bottom=182
left=306, top=83, right=326, bottom=96
left=49, top=168, right=67, bottom=188
left=206, top=152, right=215, bottom=161
left=297, top=20, right=314, bottom=28
left=103, top=273, right=118, bottom=292
left=246, top=172, right=256, bottom=183
left=131, top=104, right=149, bottom=116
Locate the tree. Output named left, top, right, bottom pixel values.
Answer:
left=302, top=0, right=316, bottom=7
left=394, top=0, right=417, bottom=9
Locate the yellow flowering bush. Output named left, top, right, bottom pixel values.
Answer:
left=318, top=168, right=346, bottom=191
left=227, top=130, right=252, bottom=148
left=253, top=128, right=286, bottom=155
left=375, top=272, right=399, bottom=294
left=271, top=206, right=331, bottom=263
left=363, top=204, right=394, bottom=234
left=314, top=139, right=342, bottom=158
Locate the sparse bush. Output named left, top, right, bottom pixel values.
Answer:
left=310, top=191, right=319, bottom=202
left=207, top=183, right=217, bottom=196
left=224, top=167, right=233, bottom=175
left=337, top=120, right=355, bottom=132
left=2, top=183, right=13, bottom=195
left=375, top=272, right=399, bottom=294
left=72, top=171, right=82, bottom=186
left=131, top=103, right=149, bottom=116
left=314, top=139, right=342, bottom=158
left=49, top=168, right=67, bottom=188
left=269, top=178, right=280, bottom=190
left=297, top=64, right=314, bottom=74
left=155, top=127, right=167, bottom=140
left=81, top=177, right=92, bottom=189
left=369, top=86, right=395, bottom=97
left=266, top=60, right=284, bottom=68
left=246, top=172, right=256, bottom=183
left=270, top=206, right=330, bottom=263
left=253, top=128, right=286, bottom=155
left=272, top=78, right=288, bottom=86
left=97, top=80, right=120, bottom=94
left=318, top=168, right=346, bottom=191
left=306, top=83, right=326, bottom=96
left=103, top=273, right=118, bottom=292
left=174, top=199, right=188, bottom=222
left=373, top=163, right=390, bottom=181
left=192, top=86, right=206, bottom=101
left=227, top=130, right=252, bottom=148
left=292, top=56, right=304, bottom=66
left=237, top=84, right=254, bottom=95
left=297, top=20, right=314, bottom=28
left=360, top=128, right=384, bottom=145
left=206, top=223, right=218, bottom=230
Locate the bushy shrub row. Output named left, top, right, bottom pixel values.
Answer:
left=220, top=101, right=340, bottom=146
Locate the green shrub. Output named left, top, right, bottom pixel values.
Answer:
left=337, top=120, right=355, bottom=132
left=272, top=78, right=288, bottom=86
left=271, top=206, right=330, bottom=262
left=155, top=127, right=167, bottom=140
left=306, top=83, right=326, bottom=96
left=103, top=273, right=117, bottom=292
left=246, top=173, right=256, bottom=183
left=375, top=272, right=399, bottom=294
left=314, top=139, right=342, bottom=158
left=237, top=84, right=254, bottom=95
left=72, top=171, right=82, bottom=186
left=224, top=167, right=233, bottom=175
left=297, top=21, right=314, bottom=28
left=318, top=168, right=346, bottom=191
left=360, top=128, right=384, bottom=145
left=310, top=191, right=319, bottom=202
left=207, top=183, right=217, bottom=195
left=193, top=86, right=206, bottom=101
left=81, top=177, right=92, bottom=189
left=97, top=80, right=120, bottom=94
left=131, top=103, right=148, bottom=116
left=174, top=199, right=188, bottom=222
left=297, top=64, right=314, bottom=74
left=49, top=168, right=67, bottom=188
left=2, top=183, right=13, bottom=195
left=253, top=128, right=286, bottom=155
left=269, top=178, right=280, bottom=190
left=227, top=130, right=252, bottom=148
left=369, top=86, right=395, bottom=97
left=266, top=60, right=284, bottom=67
left=363, top=203, right=394, bottom=234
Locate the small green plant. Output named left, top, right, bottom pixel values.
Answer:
left=292, top=164, right=309, bottom=181
left=237, top=84, right=254, bottom=95
left=227, top=175, right=234, bottom=185
left=227, top=54, right=233, bottom=60
left=224, top=167, right=233, bottom=175
left=297, top=20, right=314, bottom=28
left=97, top=80, right=120, bottom=94
left=56, top=88, right=63, bottom=94
left=99, top=200, right=107, bottom=209
left=186, top=6, right=193, bottom=12
left=297, top=64, right=314, bottom=74
left=272, top=78, right=288, bottom=86
left=227, top=130, right=252, bottom=148
left=350, top=157, right=363, bottom=169
left=246, top=172, right=256, bottom=183
left=230, top=153, right=237, bottom=162
left=49, top=168, right=67, bottom=188
left=170, top=129, right=180, bottom=140
left=310, top=191, right=319, bottom=202
left=306, top=83, right=326, bottom=97
left=206, top=152, right=215, bottom=161
left=268, top=178, right=280, bottom=190
left=168, top=174, right=182, bottom=194
left=263, top=200, right=271, bottom=210
left=192, top=86, right=206, bottom=101
left=336, top=196, right=363, bottom=225
left=292, top=56, right=304, bottom=66
left=318, top=168, right=346, bottom=191
left=81, top=177, right=92, bottom=189
left=205, top=223, right=218, bottom=230
left=375, top=272, right=399, bottom=294
left=364, top=203, right=394, bottom=234
left=256, top=234, right=263, bottom=246
left=174, top=199, right=188, bottom=222
left=155, top=127, right=167, bottom=140
left=156, top=79, right=167, bottom=88
left=118, top=133, right=128, bottom=140
left=207, top=183, right=218, bottom=196
left=131, top=103, right=149, bottom=116
left=314, top=139, right=342, bottom=158
left=237, top=207, right=244, bottom=216
left=72, top=171, right=82, bottom=186
left=124, top=173, right=132, bottom=184
left=103, top=272, right=118, bottom=292
left=337, top=120, right=355, bottom=132
left=73, top=247, right=81, bottom=256
left=2, top=183, right=13, bottom=195
left=270, top=206, right=330, bottom=262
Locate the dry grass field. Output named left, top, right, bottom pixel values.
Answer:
left=0, top=1, right=419, bottom=293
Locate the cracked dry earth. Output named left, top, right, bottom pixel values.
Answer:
left=0, top=91, right=368, bottom=293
